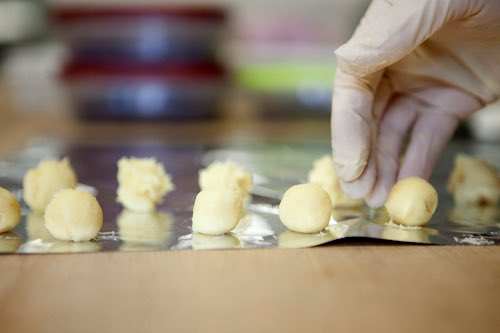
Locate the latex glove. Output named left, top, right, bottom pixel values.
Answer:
left=331, top=0, right=500, bottom=207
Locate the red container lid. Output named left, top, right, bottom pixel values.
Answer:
left=52, top=6, right=227, bottom=22
left=62, top=61, right=227, bottom=80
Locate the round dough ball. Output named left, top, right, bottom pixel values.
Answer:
left=447, top=154, right=499, bottom=206
left=192, top=187, right=244, bottom=235
left=23, top=158, right=78, bottom=212
left=0, top=187, right=21, bottom=233
left=117, top=157, right=175, bottom=213
left=199, top=160, right=253, bottom=198
left=385, top=177, right=438, bottom=227
left=279, top=184, right=332, bottom=233
left=44, top=189, right=103, bottom=241
left=308, top=155, right=363, bottom=208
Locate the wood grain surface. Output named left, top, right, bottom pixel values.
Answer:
left=1, top=246, right=499, bottom=333
left=1, top=101, right=499, bottom=333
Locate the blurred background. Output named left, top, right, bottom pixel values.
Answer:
left=1, top=0, right=367, bottom=120
left=0, top=0, right=498, bottom=140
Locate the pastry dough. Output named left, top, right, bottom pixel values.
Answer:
left=279, top=184, right=332, bottom=233
left=308, top=155, right=363, bottom=208
left=199, top=160, right=252, bottom=198
left=23, top=158, right=78, bottom=212
left=0, top=187, right=21, bottom=233
left=117, top=157, right=175, bottom=212
left=192, top=186, right=244, bottom=235
left=44, top=189, right=103, bottom=241
left=447, top=154, right=499, bottom=206
left=385, top=177, right=438, bottom=227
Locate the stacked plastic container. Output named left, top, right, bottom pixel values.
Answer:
left=229, top=2, right=368, bottom=117
left=53, top=6, right=228, bottom=120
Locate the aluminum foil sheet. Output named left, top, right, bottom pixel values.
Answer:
left=0, top=137, right=498, bottom=254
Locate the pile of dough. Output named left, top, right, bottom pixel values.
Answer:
left=192, top=186, right=244, bottom=235
left=308, top=155, right=363, bottom=208
left=23, top=158, right=78, bottom=212
left=385, top=177, right=438, bottom=227
left=447, top=154, right=499, bottom=206
left=44, top=189, right=103, bottom=241
left=0, top=187, right=21, bottom=233
left=117, top=157, right=175, bottom=212
left=279, top=184, right=332, bottom=233
left=199, top=160, right=253, bottom=198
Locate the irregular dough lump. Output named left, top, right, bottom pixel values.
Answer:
left=23, top=158, right=78, bottom=212
left=0, top=187, right=21, bottom=233
left=279, top=184, right=332, bottom=233
left=117, top=157, right=175, bottom=213
left=199, top=160, right=253, bottom=198
left=385, top=177, right=438, bottom=227
left=447, top=154, right=499, bottom=206
left=192, top=186, right=244, bottom=235
left=308, top=155, right=363, bottom=208
left=44, top=189, right=103, bottom=241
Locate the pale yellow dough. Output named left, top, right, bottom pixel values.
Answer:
left=447, top=154, right=499, bottom=206
left=385, top=177, right=438, bottom=227
left=308, top=155, right=363, bottom=208
left=117, top=157, right=175, bottom=213
left=199, top=160, right=253, bottom=198
left=192, top=186, right=244, bottom=235
left=279, top=184, right=332, bottom=233
left=23, top=158, right=78, bottom=212
left=44, top=189, right=103, bottom=241
left=0, top=187, right=21, bottom=233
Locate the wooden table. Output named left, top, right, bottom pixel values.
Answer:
left=0, top=109, right=499, bottom=333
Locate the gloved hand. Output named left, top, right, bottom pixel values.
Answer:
left=331, top=0, right=500, bottom=207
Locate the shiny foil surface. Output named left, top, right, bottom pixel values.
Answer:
left=0, top=138, right=498, bottom=254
